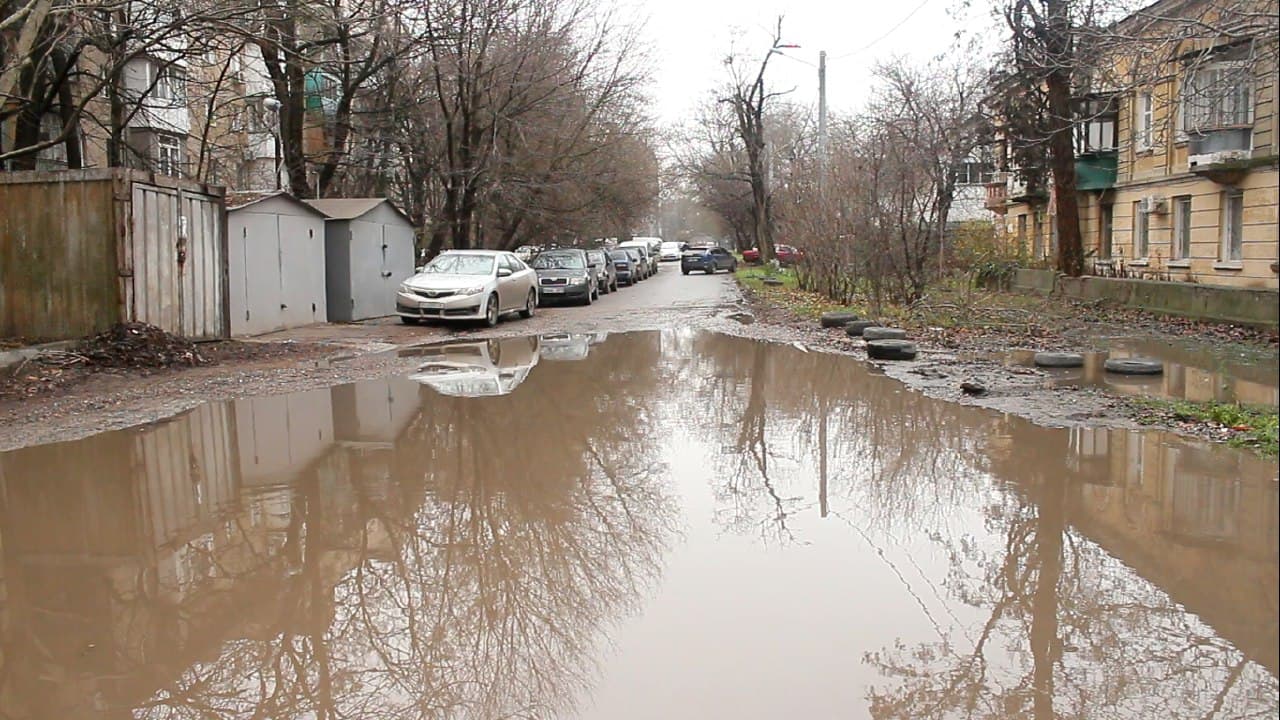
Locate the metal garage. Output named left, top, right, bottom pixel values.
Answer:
left=227, top=192, right=328, bottom=336
left=304, top=198, right=415, bottom=322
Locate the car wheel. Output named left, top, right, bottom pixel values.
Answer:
left=484, top=293, right=500, bottom=327
left=682, top=268, right=689, bottom=275
left=611, top=279, right=618, bottom=293
left=520, top=289, right=536, bottom=319
left=400, top=316, right=421, bottom=325
left=705, top=266, right=715, bottom=274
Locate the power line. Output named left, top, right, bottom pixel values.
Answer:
left=833, top=0, right=934, bottom=61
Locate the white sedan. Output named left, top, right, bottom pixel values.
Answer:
left=396, top=250, right=538, bottom=327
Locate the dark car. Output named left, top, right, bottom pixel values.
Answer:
left=681, top=245, right=737, bottom=274
left=610, top=249, right=638, bottom=286
left=531, top=248, right=598, bottom=305
left=586, top=249, right=618, bottom=294
left=622, top=248, right=648, bottom=280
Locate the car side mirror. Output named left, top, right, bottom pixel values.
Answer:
left=497, top=268, right=513, bottom=278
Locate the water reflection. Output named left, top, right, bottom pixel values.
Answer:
left=0, top=337, right=672, bottom=719
left=998, top=341, right=1279, bottom=406
left=0, top=331, right=1275, bottom=719
left=403, top=337, right=542, bottom=397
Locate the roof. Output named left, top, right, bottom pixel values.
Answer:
left=438, top=249, right=508, bottom=255
left=303, top=197, right=414, bottom=225
left=228, top=191, right=329, bottom=218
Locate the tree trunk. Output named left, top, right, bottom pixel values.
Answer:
left=1030, top=477, right=1066, bottom=720
left=1046, top=0, right=1084, bottom=277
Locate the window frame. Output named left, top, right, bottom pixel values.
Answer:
left=1181, top=60, right=1253, bottom=135
left=1219, top=190, right=1244, bottom=263
left=156, top=133, right=182, bottom=176
left=1136, top=91, right=1154, bottom=150
left=1133, top=201, right=1149, bottom=260
left=1099, top=204, right=1114, bottom=260
left=1172, top=195, right=1192, bottom=261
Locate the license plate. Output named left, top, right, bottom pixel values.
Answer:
left=420, top=301, right=442, bottom=310
left=543, top=287, right=565, bottom=294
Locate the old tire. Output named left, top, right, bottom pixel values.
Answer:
left=1104, top=357, right=1163, bottom=375
left=1034, top=351, right=1084, bottom=368
left=820, top=311, right=860, bottom=328
left=866, top=339, right=918, bottom=361
left=844, top=320, right=879, bottom=337
left=863, top=327, right=908, bottom=340
left=519, top=289, right=536, bottom=319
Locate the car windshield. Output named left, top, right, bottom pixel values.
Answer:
left=661, top=242, right=681, bottom=251
left=587, top=251, right=604, bottom=263
left=423, top=254, right=495, bottom=275
left=531, top=252, right=585, bottom=270
left=610, top=252, right=630, bottom=261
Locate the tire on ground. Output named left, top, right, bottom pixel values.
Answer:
left=863, top=326, right=907, bottom=340
left=1104, top=357, right=1163, bottom=375
left=844, top=320, right=879, bottom=337
left=1033, top=351, right=1085, bottom=368
left=866, top=339, right=918, bottom=361
left=820, top=311, right=860, bottom=328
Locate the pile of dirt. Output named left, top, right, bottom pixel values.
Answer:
left=76, top=323, right=207, bottom=368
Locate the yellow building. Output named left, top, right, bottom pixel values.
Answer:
left=993, top=0, right=1279, bottom=290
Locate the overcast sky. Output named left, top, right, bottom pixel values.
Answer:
left=625, top=0, right=1002, bottom=127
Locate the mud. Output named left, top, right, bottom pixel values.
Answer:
left=0, top=330, right=1274, bottom=719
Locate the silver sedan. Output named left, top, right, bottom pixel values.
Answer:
left=396, top=250, right=538, bottom=327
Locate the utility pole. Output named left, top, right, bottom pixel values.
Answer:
left=818, top=50, right=828, bottom=191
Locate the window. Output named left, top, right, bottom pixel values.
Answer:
left=1100, top=204, right=1114, bottom=259
left=152, top=63, right=185, bottom=104
left=156, top=134, right=182, bottom=176
left=1172, top=196, right=1192, bottom=260
left=1220, top=190, right=1243, bottom=262
left=1016, top=214, right=1027, bottom=248
left=1182, top=62, right=1252, bottom=133
left=1032, top=210, right=1044, bottom=259
left=1074, top=94, right=1117, bottom=154
left=954, top=161, right=993, bottom=185
left=1133, top=201, right=1149, bottom=259
left=1136, top=91, right=1154, bottom=149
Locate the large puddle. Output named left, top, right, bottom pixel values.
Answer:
left=1, top=331, right=1276, bottom=719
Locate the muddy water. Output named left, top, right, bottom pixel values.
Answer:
left=994, top=339, right=1280, bottom=405
left=0, top=331, right=1275, bottom=720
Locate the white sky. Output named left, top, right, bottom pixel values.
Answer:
left=626, top=0, right=1002, bottom=127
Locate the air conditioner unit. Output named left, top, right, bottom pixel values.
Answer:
left=1139, top=196, right=1168, bottom=214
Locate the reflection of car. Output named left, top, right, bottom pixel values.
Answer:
left=658, top=241, right=685, bottom=261
left=610, top=249, right=638, bottom=286
left=538, top=332, right=593, bottom=361
left=586, top=249, right=619, bottom=294
left=397, top=250, right=538, bottom=327
left=682, top=245, right=737, bottom=274
left=742, top=244, right=802, bottom=265
left=531, top=248, right=598, bottom=305
left=406, top=336, right=541, bottom=397
left=619, top=240, right=659, bottom=275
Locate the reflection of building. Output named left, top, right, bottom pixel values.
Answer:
left=1066, top=426, right=1279, bottom=674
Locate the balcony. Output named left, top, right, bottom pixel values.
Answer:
left=1008, top=173, right=1048, bottom=204
left=1187, top=128, right=1256, bottom=184
left=1076, top=150, right=1117, bottom=191
left=984, top=171, right=1009, bottom=211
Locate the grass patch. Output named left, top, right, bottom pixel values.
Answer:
left=1135, top=398, right=1279, bottom=457
left=733, top=266, right=864, bottom=319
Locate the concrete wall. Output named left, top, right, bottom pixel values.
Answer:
left=1012, top=268, right=1280, bottom=327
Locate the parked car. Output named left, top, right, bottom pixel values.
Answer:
left=619, top=240, right=658, bottom=275
left=659, top=240, right=686, bottom=261
left=515, top=245, right=540, bottom=262
left=396, top=250, right=537, bottom=327
left=530, top=248, right=598, bottom=305
left=406, top=336, right=540, bottom=397
left=622, top=247, right=649, bottom=280
left=742, top=244, right=803, bottom=265
left=682, top=245, right=737, bottom=274
left=610, top=249, right=639, bottom=285
left=586, top=248, right=619, bottom=294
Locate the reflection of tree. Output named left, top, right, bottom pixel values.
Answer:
left=1, top=334, right=675, bottom=720
left=865, top=424, right=1279, bottom=720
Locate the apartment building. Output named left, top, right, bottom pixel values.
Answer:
left=990, top=0, right=1278, bottom=289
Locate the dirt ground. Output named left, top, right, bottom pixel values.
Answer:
left=1, top=269, right=1276, bottom=455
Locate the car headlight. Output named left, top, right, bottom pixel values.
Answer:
left=399, top=283, right=414, bottom=294
left=456, top=285, right=487, bottom=296
left=569, top=276, right=587, bottom=286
